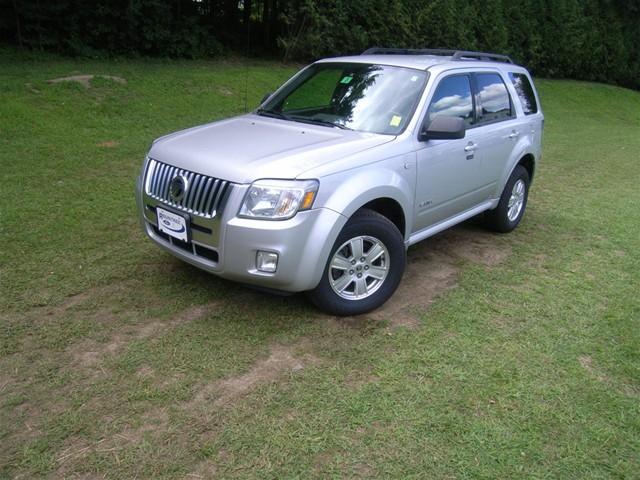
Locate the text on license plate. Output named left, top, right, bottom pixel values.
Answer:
left=156, top=207, right=188, bottom=242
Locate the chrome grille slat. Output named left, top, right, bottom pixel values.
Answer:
left=195, top=176, right=208, bottom=213
left=144, top=159, right=234, bottom=218
left=160, top=165, right=172, bottom=199
left=204, top=179, right=220, bottom=215
left=153, top=162, right=163, bottom=196
left=150, top=162, right=161, bottom=195
left=197, top=178, right=213, bottom=213
left=161, top=165, right=171, bottom=196
left=211, top=182, right=227, bottom=215
left=188, top=174, right=202, bottom=210
left=149, top=161, right=159, bottom=194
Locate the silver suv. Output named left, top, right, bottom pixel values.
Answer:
left=136, top=48, right=543, bottom=316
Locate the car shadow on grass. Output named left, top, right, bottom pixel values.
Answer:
left=164, top=214, right=511, bottom=331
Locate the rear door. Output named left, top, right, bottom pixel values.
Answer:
left=471, top=71, right=522, bottom=195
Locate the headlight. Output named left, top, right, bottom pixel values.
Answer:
left=239, top=179, right=319, bottom=220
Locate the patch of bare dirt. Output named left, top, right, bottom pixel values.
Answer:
left=187, top=460, right=218, bottom=479
left=136, top=366, right=155, bottom=378
left=118, top=407, right=170, bottom=444
left=47, top=74, right=127, bottom=88
left=49, top=290, right=94, bottom=314
left=313, top=450, right=337, bottom=472
left=53, top=407, right=169, bottom=476
left=368, top=255, right=458, bottom=328
left=0, top=374, right=11, bottom=394
left=217, top=86, right=234, bottom=96
left=526, top=253, right=548, bottom=269
left=28, top=283, right=127, bottom=319
left=24, top=82, right=41, bottom=94
left=344, top=370, right=379, bottom=390
left=186, top=342, right=318, bottom=409
left=429, top=227, right=512, bottom=267
left=70, top=302, right=220, bottom=368
left=55, top=438, right=106, bottom=467
left=333, top=224, right=512, bottom=329
left=10, top=402, right=44, bottom=442
left=579, top=355, right=608, bottom=383
left=96, top=140, right=119, bottom=148
left=579, top=355, right=639, bottom=398
left=352, top=463, right=375, bottom=478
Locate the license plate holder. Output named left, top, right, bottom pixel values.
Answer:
left=156, top=207, right=190, bottom=242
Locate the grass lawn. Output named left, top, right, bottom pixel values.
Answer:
left=1, top=51, right=639, bottom=479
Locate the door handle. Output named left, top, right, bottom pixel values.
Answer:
left=464, top=143, right=476, bottom=152
left=508, top=130, right=519, bottom=139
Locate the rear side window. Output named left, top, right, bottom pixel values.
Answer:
left=476, top=73, right=512, bottom=124
left=509, top=72, right=538, bottom=115
left=426, top=75, right=474, bottom=126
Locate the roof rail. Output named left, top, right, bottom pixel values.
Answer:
left=361, top=47, right=514, bottom=64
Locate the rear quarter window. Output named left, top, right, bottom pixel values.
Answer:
left=509, top=72, right=538, bottom=115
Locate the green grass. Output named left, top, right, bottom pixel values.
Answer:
left=1, top=52, right=639, bottom=479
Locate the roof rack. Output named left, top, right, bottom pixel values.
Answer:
left=361, top=47, right=514, bottom=64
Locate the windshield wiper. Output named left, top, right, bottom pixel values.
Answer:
left=289, top=116, right=352, bottom=130
left=256, top=109, right=351, bottom=130
left=256, top=108, right=293, bottom=121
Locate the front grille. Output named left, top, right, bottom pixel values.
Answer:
left=144, top=158, right=233, bottom=218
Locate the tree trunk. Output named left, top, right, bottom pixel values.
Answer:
left=263, top=0, right=271, bottom=47
left=244, top=0, right=252, bottom=27
left=10, top=0, right=23, bottom=49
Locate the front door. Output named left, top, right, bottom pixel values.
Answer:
left=413, top=74, right=486, bottom=231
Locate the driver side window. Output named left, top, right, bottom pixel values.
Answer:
left=426, top=75, right=474, bottom=126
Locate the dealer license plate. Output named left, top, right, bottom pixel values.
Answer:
left=156, top=207, right=189, bottom=242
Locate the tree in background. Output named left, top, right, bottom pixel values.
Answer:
left=1, top=0, right=639, bottom=89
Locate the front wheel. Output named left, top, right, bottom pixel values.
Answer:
left=308, top=209, right=406, bottom=316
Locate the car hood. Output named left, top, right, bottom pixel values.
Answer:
left=148, top=114, right=395, bottom=184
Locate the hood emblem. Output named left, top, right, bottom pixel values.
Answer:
left=169, top=174, right=188, bottom=202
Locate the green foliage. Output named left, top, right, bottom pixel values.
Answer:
left=3, top=0, right=224, bottom=58
left=277, top=0, right=640, bottom=90
left=1, top=0, right=639, bottom=88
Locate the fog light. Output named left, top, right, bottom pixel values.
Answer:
left=256, top=251, right=278, bottom=273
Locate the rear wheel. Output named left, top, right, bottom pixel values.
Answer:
left=308, top=209, right=406, bottom=316
left=485, top=165, right=530, bottom=233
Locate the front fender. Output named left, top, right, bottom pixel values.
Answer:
left=314, top=159, right=415, bottom=239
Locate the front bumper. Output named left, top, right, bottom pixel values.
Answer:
left=136, top=173, right=346, bottom=292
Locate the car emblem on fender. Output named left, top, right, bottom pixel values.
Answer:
left=169, top=174, right=188, bottom=202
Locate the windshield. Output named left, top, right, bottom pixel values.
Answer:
left=259, top=62, right=428, bottom=135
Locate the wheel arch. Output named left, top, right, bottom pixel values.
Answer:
left=357, top=197, right=406, bottom=239
left=517, top=153, right=535, bottom=183
left=498, top=149, right=537, bottom=200
left=317, top=167, right=413, bottom=241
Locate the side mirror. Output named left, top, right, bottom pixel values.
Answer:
left=261, top=92, right=272, bottom=104
left=420, top=116, right=466, bottom=141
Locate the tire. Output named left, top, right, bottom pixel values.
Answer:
left=307, top=209, right=406, bottom=316
left=485, top=165, right=530, bottom=233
